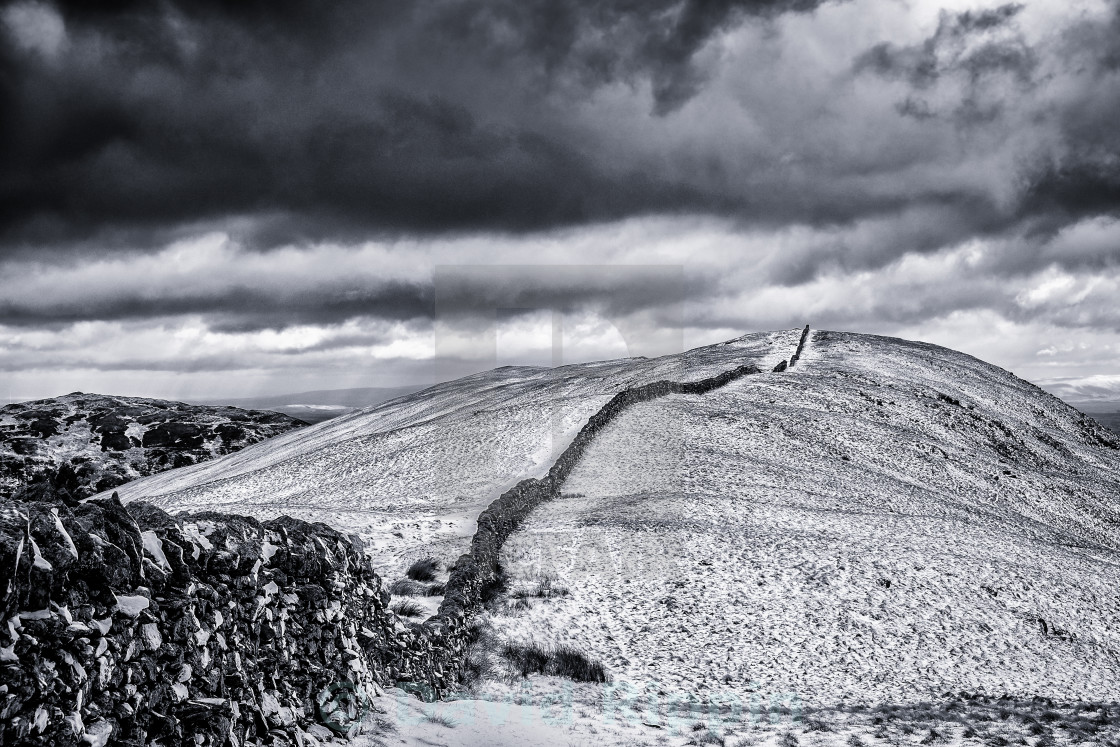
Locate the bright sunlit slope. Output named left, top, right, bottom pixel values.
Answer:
left=105, top=330, right=800, bottom=576
left=494, top=329, right=1120, bottom=708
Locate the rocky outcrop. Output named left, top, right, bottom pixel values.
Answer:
left=0, top=494, right=407, bottom=746
left=0, top=393, right=306, bottom=500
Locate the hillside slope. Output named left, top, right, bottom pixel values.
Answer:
left=106, top=330, right=801, bottom=576
left=490, top=329, right=1120, bottom=711
left=0, top=393, right=306, bottom=499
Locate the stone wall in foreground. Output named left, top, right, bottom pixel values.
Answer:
left=0, top=495, right=408, bottom=746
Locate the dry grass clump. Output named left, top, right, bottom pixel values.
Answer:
left=500, top=641, right=609, bottom=683
left=421, top=711, right=457, bottom=728
left=510, top=573, right=570, bottom=599
left=389, top=579, right=426, bottom=596
left=390, top=599, right=425, bottom=618
left=406, top=557, right=441, bottom=582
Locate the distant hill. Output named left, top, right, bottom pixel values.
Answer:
left=0, top=392, right=306, bottom=499
left=195, top=385, right=425, bottom=423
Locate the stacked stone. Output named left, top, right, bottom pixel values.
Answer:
left=789, top=324, right=810, bottom=367
left=0, top=494, right=403, bottom=746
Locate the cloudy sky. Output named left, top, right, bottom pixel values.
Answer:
left=1, top=0, right=1119, bottom=405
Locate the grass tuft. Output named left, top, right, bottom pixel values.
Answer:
left=389, top=579, right=426, bottom=596
left=500, top=642, right=608, bottom=683
left=421, top=711, right=457, bottom=728
left=407, top=557, right=441, bottom=582
left=391, top=599, right=425, bottom=617
left=805, top=717, right=831, bottom=732
left=502, top=641, right=553, bottom=678
left=551, top=645, right=608, bottom=683
left=687, top=730, right=723, bottom=745
left=511, top=573, right=570, bottom=600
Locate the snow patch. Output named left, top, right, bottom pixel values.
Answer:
left=140, top=530, right=170, bottom=572
left=113, top=594, right=150, bottom=618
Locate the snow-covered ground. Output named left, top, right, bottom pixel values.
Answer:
left=102, top=328, right=1120, bottom=745
left=349, top=684, right=1120, bottom=746
left=487, top=330, right=1120, bottom=726
left=106, top=330, right=800, bottom=578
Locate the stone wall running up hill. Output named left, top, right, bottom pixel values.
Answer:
left=394, top=361, right=771, bottom=697
left=789, top=324, right=811, bottom=367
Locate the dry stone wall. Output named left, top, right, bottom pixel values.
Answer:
left=789, top=324, right=811, bottom=367
left=405, top=362, right=772, bottom=693
left=0, top=495, right=409, bottom=746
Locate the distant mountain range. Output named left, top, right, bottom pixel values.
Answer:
left=194, top=385, right=427, bottom=423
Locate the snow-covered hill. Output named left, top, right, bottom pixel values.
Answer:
left=0, top=393, right=306, bottom=499
left=102, top=328, right=1120, bottom=745
left=106, top=330, right=801, bottom=577
left=480, top=330, right=1120, bottom=732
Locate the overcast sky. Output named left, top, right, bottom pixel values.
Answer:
left=1, top=0, right=1119, bottom=405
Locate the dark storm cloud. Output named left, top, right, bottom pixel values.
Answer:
left=0, top=0, right=836, bottom=254
left=849, top=0, right=1120, bottom=252
left=1018, top=2, right=1120, bottom=234
left=0, top=276, right=432, bottom=330
left=853, top=4, right=1036, bottom=113
left=432, top=0, right=839, bottom=114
